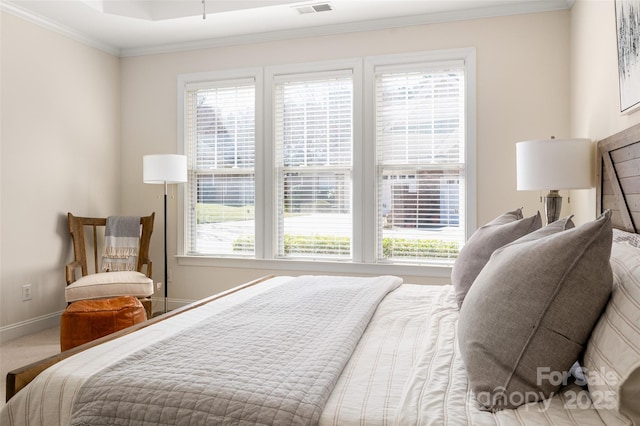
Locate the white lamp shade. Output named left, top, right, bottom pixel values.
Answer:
left=516, top=138, right=593, bottom=191
left=143, top=154, right=187, bottom=184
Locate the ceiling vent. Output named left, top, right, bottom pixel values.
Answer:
left=295, top=3, right=333, bottom=14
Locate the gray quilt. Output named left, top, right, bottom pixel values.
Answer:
left=71, top=275, right=402, bottom=426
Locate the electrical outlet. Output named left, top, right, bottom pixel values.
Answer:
left=22, top=284, right=32, bottom=301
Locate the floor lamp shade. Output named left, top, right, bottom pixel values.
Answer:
left=516, top=138, right=593, bottom=223
left=143, top=154, right=187, bottom=184
left=142, top=154, right=187, bottom=314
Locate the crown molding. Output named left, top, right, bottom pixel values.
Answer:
left=1, top=1, right=120, bottom=56
left=2, top=0, right=571, bottom=58
left=121, top=0, right=570, bottom=57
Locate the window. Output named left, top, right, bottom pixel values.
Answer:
left=184, top=79, right=256, bottom=256
left=274, top=71, right=353, bottom=259
left=179, top=49, right=475, bottom=272
left=375, top=64, right=466, bottom=263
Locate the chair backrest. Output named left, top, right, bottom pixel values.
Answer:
left=66, top=213, right=154, bottom=283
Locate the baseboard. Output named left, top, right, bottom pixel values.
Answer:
left=0, top=310, right=64, bottom=343
left=150, top=297, right=194, bottom=314
left=0, top=299, right=195, bottom=342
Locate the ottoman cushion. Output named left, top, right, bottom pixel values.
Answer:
left=60, top=296, right=146, bottom=351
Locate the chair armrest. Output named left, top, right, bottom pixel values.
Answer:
left=65, top=261, right=82, bottom=285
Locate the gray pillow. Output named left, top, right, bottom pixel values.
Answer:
left=620, top=362, right=640, bottom=426
left=458, top=210, right=612, bottom=411
left=451, top=208, right=542, bottom=307
left=507, top=215, right=575, bottom=243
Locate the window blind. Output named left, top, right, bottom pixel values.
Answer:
left=376, top=67, right=465, bottom=263
left=274, top=73, right=353, bottom=259
left=185, top=81, right=256, bottom=255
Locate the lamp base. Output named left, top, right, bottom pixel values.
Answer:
left=544, top=190, right=562, bottom=224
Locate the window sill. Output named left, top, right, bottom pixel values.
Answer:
left=176, top=255, right=452, bottom=278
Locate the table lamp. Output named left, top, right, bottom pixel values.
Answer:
left=516, top=137, right=592, bottom=224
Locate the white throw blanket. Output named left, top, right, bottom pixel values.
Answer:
left=101, top=216, right=140, bottom=272
left=70, top=275, right=402, bottom=426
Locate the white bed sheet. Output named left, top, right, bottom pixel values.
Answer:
left=321, top=283, right=612, bottom=426
left=1, top=277, right=613, bottom=426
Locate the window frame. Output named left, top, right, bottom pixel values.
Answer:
left=369, top=58, right=468, bottom=265
left=263, top=59, right=363, bottom=260
left=177, top=68, right=265, bottom=259
left=177, top=48, right=476, bottom=278
left=271, top=65, right=358, bottom=261
left=363, top=49, right=476, bottom=267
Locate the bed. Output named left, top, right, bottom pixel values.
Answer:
left=2, top=123, right=640, bottom=426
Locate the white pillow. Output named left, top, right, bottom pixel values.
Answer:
left=613, top=228, right=640, bottom=248
left=583, top=241, right=640, bottom=424
left=65, top=271, right=154, bottom=302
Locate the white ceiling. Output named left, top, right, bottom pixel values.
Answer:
left=2, top=0, right=574, bottom=56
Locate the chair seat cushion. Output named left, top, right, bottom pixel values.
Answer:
left=65, top=271, right=154, bottom=302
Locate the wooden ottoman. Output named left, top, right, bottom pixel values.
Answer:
left=60, top=296, right=146, bottom=351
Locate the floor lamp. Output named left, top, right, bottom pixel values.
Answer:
left=143, top=154, right=188, bottom=313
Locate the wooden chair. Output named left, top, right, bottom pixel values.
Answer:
left=65, top=213, right=155, bottom=318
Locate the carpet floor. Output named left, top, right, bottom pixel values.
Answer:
left=0, top=326, right=60, bottom=407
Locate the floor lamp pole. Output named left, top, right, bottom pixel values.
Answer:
left=163, top=181, right=168, bottom=313
left=143, top=153, right=187, bottom=315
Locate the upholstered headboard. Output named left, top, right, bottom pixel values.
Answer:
left=596, top=122, right=640, bottom=232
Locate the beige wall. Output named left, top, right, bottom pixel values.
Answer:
left=0, top=13, right=121, bottom=338
left=120, top=10, right=571, bottom=301
left=3, top=0, right=635, bottom=334
left=570, top=0, right=640, bottom=225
